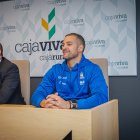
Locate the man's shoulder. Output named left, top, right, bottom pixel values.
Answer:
left=51, top=62, right=62, bottom=68
left=83, top=58, right=97, bottom=67
left=84, top=59, right=101, bottom=72
left=43, top=63, right=63, bottom=78
left=1, top=57, right=18, bottom=71
left=2, top=57, right=12, bottom=65
left=45, top=63, right=63, bottom=73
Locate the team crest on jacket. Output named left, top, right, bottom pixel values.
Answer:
left=80, top=72, right=85, bottom=79
left=80, top=72, right=85, bottom=85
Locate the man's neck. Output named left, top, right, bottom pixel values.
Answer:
left=67, top=55, right=82, bottom=70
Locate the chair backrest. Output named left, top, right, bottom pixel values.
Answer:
left=90, top=58, right=109, bottom=87
left=12, top=60, right=30, bottom=104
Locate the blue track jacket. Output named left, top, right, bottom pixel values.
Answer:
left=32, top=55, right=108, bottom=109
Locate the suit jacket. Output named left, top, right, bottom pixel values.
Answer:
left=0, top=57, right=25, bottom=104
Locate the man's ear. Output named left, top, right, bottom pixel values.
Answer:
left=78, top=45, right=84, bottom=52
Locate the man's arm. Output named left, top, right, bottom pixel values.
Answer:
left=31, top=67, right=56, bottom=107
left=0, top=64, right=20, bottom=103
left=77, top=65, right=108, bottom=109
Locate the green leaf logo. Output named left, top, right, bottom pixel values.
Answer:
left=42, top=8, right=56, bottom=40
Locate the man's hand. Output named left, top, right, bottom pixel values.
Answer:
left=40, top=92, right=70, bottom=109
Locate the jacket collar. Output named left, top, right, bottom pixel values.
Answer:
left=62, top=54, right=86, bottom=71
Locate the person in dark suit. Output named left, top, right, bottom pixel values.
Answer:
left=0, top=43, right=25, bottom=104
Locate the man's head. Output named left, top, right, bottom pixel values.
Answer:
left=62, top=33, right=85, bottom=61
left=0, top=43, right=3, bottom=59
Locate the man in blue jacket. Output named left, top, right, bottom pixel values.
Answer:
left=32, top=33, right=108, bottom=109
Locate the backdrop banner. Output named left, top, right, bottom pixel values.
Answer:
left=0, top=0, right=136, bottom=76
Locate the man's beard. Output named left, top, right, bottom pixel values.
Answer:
left=63, top=53, right=78, bottom=61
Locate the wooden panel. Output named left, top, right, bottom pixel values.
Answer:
left=12, top=60, right=30, bottom=104
left=0, top=100, right=118, bottom=140
left=0, top=106, right=92, bottom=140
left=91, top=100, right=119, bottom=140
